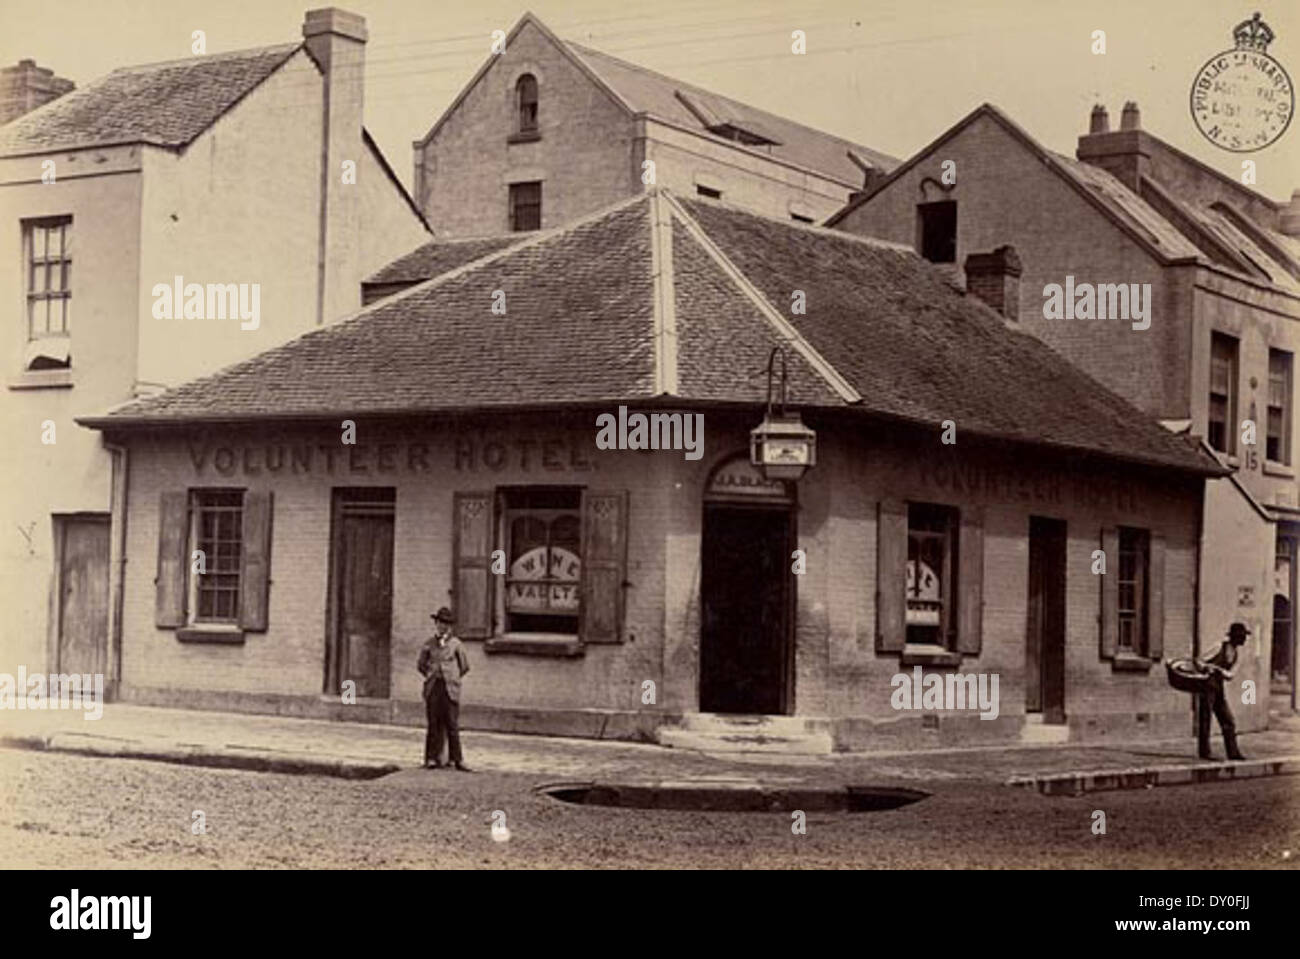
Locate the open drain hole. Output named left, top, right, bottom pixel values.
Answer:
left=537, top=782, right=929, bottom=812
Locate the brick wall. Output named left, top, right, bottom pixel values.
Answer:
left=114, top=408, right=1216, bottom=749
left=836, top=111, right=1182, bottom=419
left=413, top=20, right=637, bottom=238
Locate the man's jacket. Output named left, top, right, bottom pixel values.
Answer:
left=418, top=635, right=470, bottom=703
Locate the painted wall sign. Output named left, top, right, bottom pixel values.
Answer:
left=916, top=460, right=1140, bottom=513
left=706, top=458, right=793, bottom=501
left=185, top=435, right=594, bottom=476
left=507, top=546, right=581, bottom=612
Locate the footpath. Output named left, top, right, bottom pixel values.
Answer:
left=3, top=703, right=1300, bottom=795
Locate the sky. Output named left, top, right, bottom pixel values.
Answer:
left=2, top=0, right=1298, bottom=200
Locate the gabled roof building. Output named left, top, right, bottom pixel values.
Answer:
left=412, top=12, right=896, bottom=237
left=81, top=191, right=1227, bottom=751
left=828, top=100, right=1300, bottom=711
left=0, top=8, right=430, bottom=686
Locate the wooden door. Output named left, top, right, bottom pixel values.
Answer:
left=1027, top=517, right=1067, bottom=722
left=331, top=494, right=395, bottom=698
left=56, top=515, right=110, bottom=676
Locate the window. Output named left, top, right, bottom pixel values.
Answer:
left=23, top=215, right=72, bottom=369
left=515, top=74, right=538, bottom=134
left=452, top=488, right=628, bottom=647
left=155, top=488, right=271, bottom=637
left=917, top=201, right=956, bottom=263
left=1208, top=332, right=1238, bottom=454
left=906, top=502, right=959, bottom=646
left=502, top=488, right=581, bottom=634
left=189, top=490, right=244, bottom=623
left=509, top=181, right=541, bottom=231
left=696, top=185, right=722, bottom=199
left=1267, top=349, right=1293, bottom=464
left=1117, top=527, right=1149, bottom=654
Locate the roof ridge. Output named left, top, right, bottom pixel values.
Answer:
left=109, top=42, right=301, bottom=74
left=565, top=40, right=893, bottom=163
left=661, top=190, right=861, bottom=404
left=684, top=192, right=913, bottom=251
left=648, top=190, right=679, bottom=394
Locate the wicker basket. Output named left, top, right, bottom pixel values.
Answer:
left=1165, top=658, right=1212, bottom=694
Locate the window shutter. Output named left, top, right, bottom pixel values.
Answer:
left=580, top=490, right=628, bottom=644
left=155, top=491, right=189, bottom=628
left=239, top=491, right=273, bottom=632
left=1099, top=526, right=1119, bottom=659
left=453, top=491, right=494, bottom=639
left=876, top=499, right=907, bottom=652
left=956, top=506, right=984, bottom=654
left=1147, top=532, right=1165, bottom=661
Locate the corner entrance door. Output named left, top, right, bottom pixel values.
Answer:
left=699, top=505, right=793, bottom=715
left=328, top=489, right=395, bottom=698
left=54, top=514, right=110, bottom=676
left=1026, top=516, right=1067, bottom=723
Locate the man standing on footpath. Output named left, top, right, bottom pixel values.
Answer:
left=418, top=607, right=473, bottom=771
left=1195, top=622, right=1250, bottom=761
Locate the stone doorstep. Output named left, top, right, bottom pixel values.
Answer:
left=1006, top=755, right=1300, bottom=795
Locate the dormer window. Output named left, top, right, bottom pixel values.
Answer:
left=516, top=74, right=538, bottom=134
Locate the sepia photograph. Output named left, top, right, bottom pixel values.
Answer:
left=0, top=0, right=1296, bottom=939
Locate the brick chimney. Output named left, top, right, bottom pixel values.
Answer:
left=303, top=7, right=368, bottom=325
left=964, top=245, right=1022, bottom=322
left=0, top=59, right=74, bottom=125
left=1076, top=101, right=1151, bottom=192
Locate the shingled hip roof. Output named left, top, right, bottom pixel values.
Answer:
left=83, top=189, right=1214, bottom=475
left=0, top=43, right=301, bottom=155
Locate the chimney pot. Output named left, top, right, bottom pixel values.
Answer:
left=963, top=245, right=1023, bottom=322
left=1089, top=104, right=1109, bottom=134
left=1280, top=188, right=1300, bottom=237
left=1120, top=100, right=1141, bottom=131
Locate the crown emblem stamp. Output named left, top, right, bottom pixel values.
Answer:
left=1190, top=12, right=1294, bottom=151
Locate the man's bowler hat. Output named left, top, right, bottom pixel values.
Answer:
left=1226, top=622, right=1250, bottom=641
left=432, top=606, right=456, bottom=624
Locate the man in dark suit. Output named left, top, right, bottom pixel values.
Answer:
left=1196, top=622, right=1250, bottom=761
left=417, top=607, right=472, bottom=771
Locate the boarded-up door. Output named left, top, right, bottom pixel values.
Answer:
left=330, top=491, right=395, bottom=698
left=55, top=515, right=110, bottom=676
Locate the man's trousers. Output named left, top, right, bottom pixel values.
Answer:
left=1197, top=677, right=1242, bottom=758
left=424, top=677, right=463, bottom=766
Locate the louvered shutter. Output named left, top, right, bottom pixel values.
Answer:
left=580, top=490, right=628, bottom=644
left=239, top=491, right=273, bottom=631
left=956, top=507, right=984, bottom=654
left=876, top=499, right=907, bottom=652
left=453, top=492, right=494, bottom=639
left=155, top=491, right=189, bottom=628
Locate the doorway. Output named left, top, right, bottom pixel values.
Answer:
left=53, top=514, right=110, bottom=676
left=699, top=504, right=793, bottom=715
left=327, top=489, right=395, bottom=698
left=1026, top=516, right=1067, bottom=723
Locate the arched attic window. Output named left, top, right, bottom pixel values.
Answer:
left=516, top=74, right=539, bottom=134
